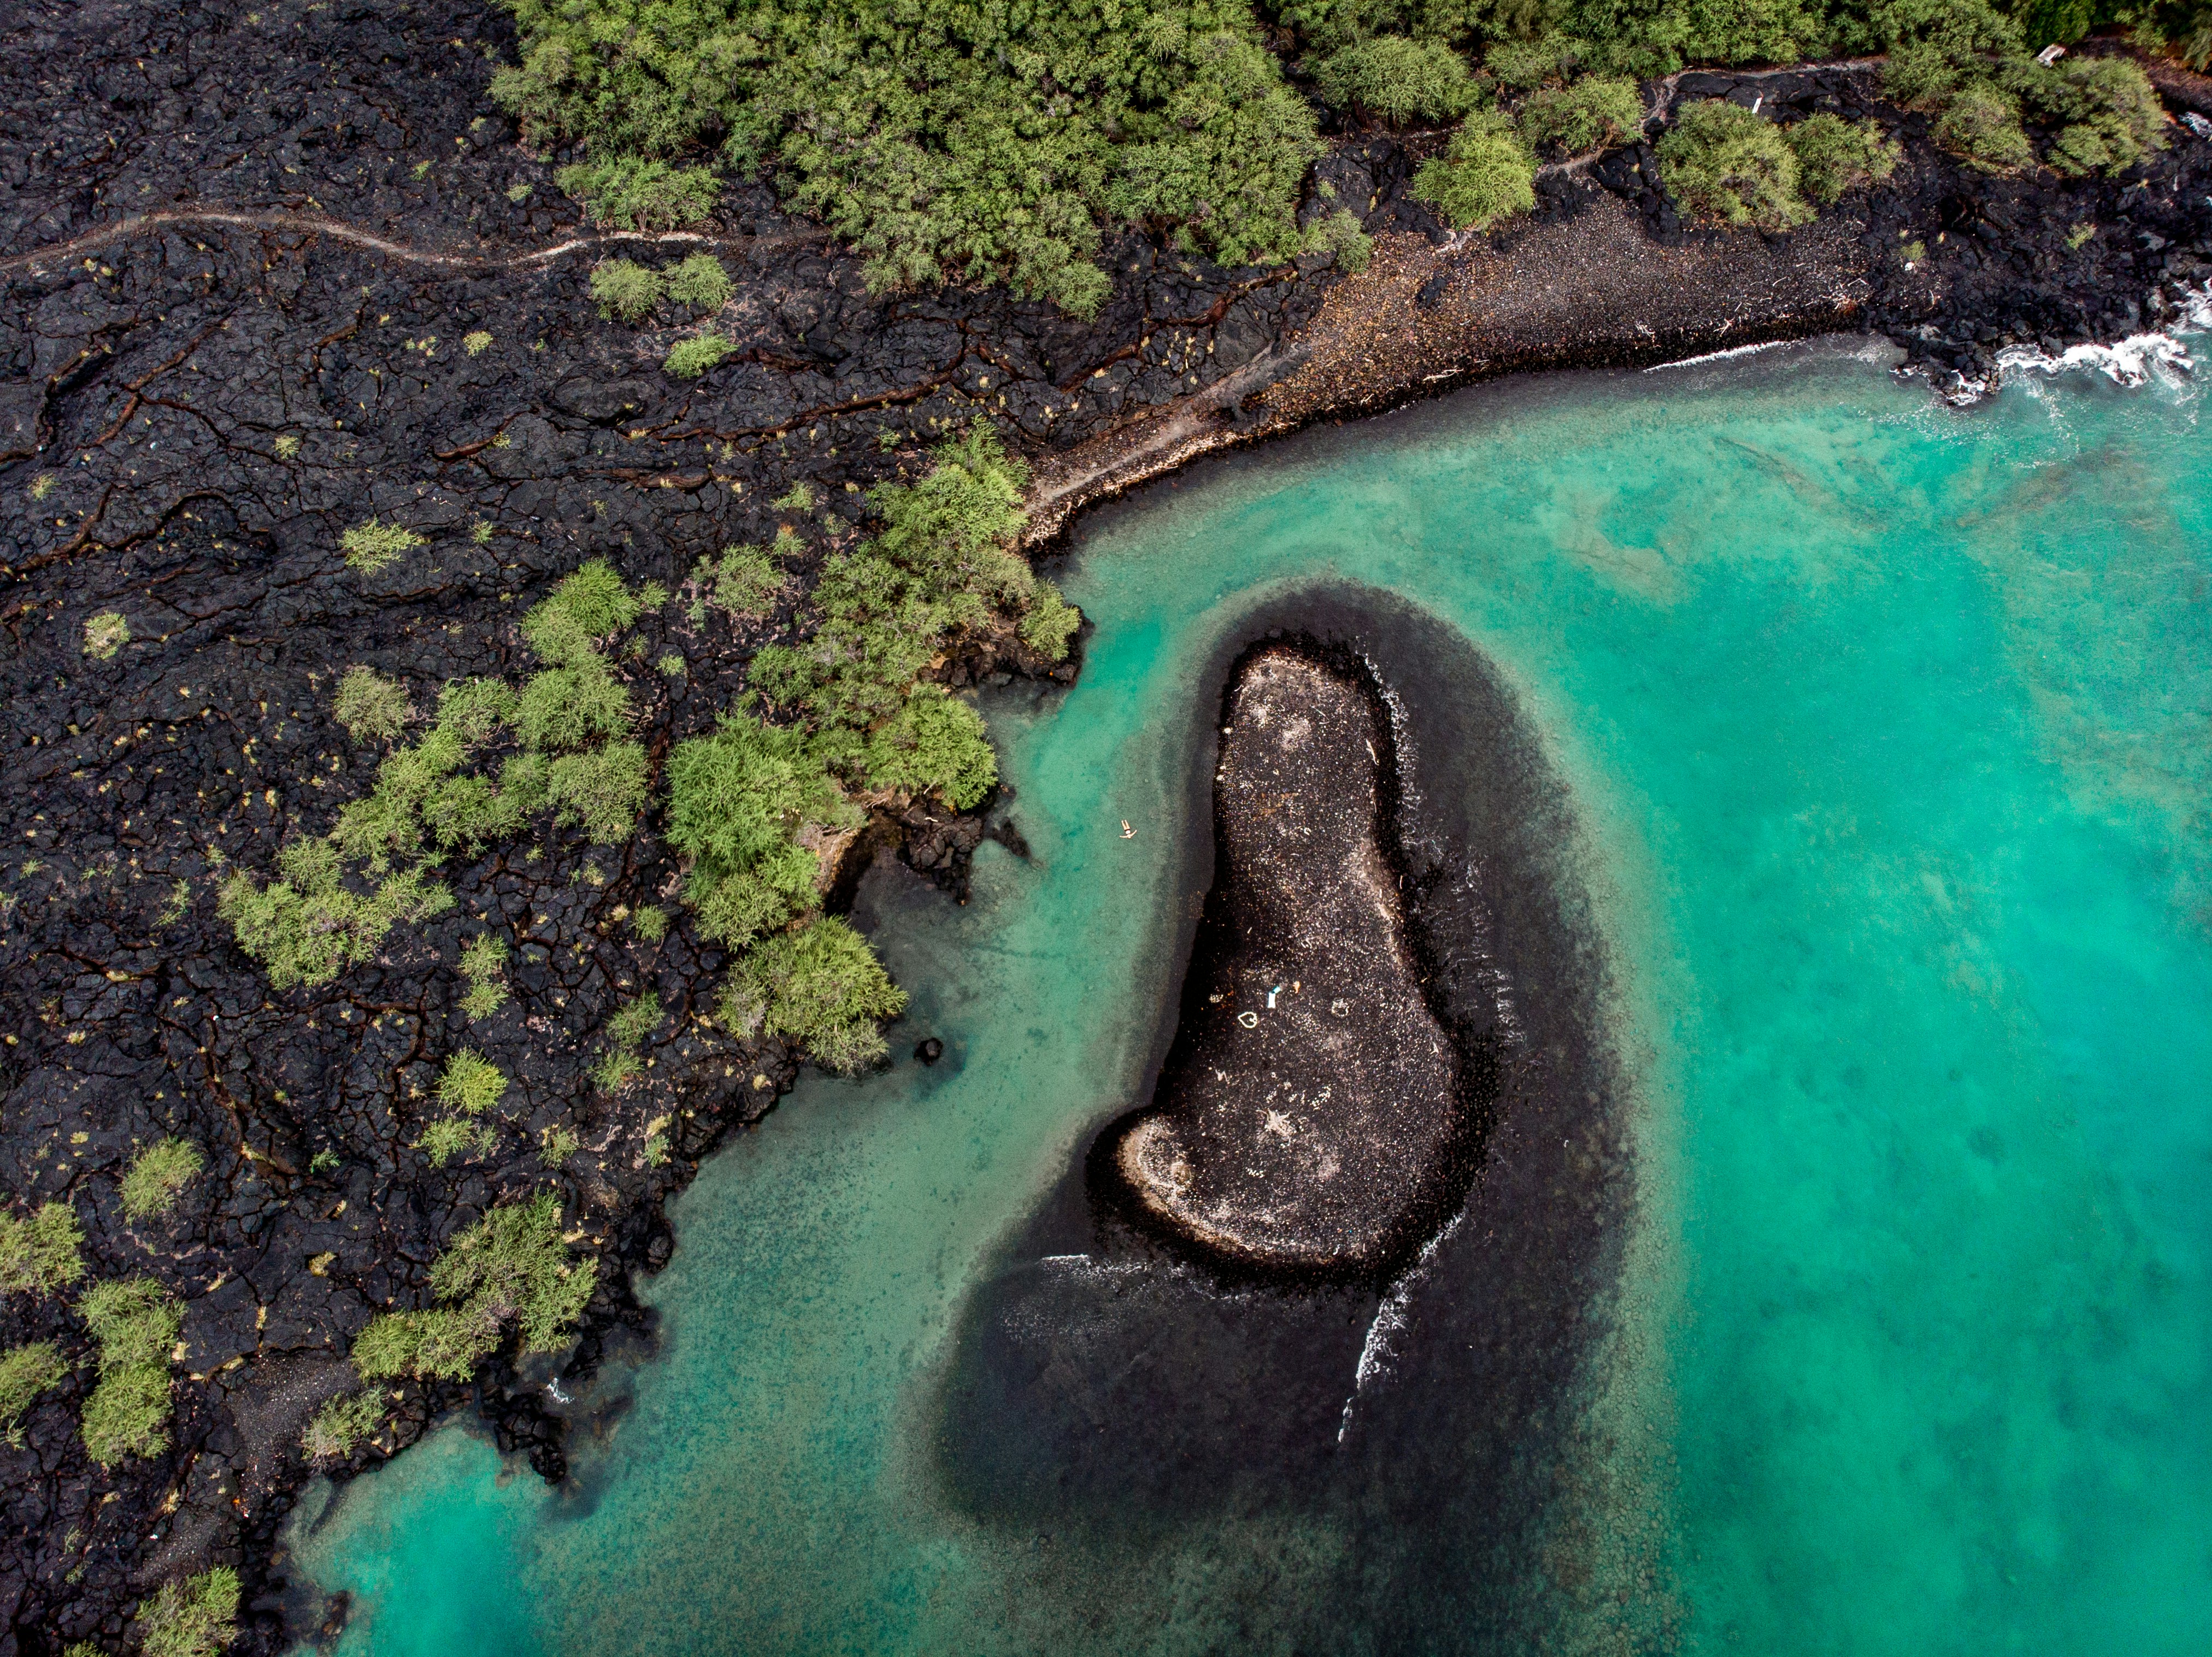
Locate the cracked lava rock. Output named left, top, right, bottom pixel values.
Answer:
left=1110, top=647, right=1462, bottom=1272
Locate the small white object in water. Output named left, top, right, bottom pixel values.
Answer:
left=1120, top=819, right=1135, bottom=839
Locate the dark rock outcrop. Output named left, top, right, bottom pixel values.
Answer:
left=1109, top=646, right=1471, bottom=1273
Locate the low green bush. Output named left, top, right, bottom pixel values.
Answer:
left=419, top=1118, right=495, bottom=1168
left=1933, top=80, right=2035, bottom=173
left=302, top=1387, right=386, bottom=1460
left=664, top=334, right=736, bottom=379
left=220, top=839, right=452, bottom=990
left=437, top=1050, right=509, bottom=1117
left=555, top=158, right=719, bottom=229
left=84, top=612, right=130, bottom=660
left=459, top=934, right=510, bottom=1019
left=1410, top=113, right=1536, bottom=232
left=1658, top=99, right=1811, bottom=231
left=661, top=252, right=734, bottom=310
left=137, top=1566, right=240, bottom=1657
left=0, top=1202, right=84, bottom=1295
left=689, top=545, right=786, bottom=622
left=1304, top=208, right=1374, bottom=273
left=592, top=991, right=664, bottom=1092
left=1313, top=35, right=1481, bottom=124
left=334, top=666, right=411, bottom=743
left=120, top=1138, right=204, bottom=1221
left=79, top=1276, right=182, bottom=1466
left=1021, top=582, right=1083, bottom=661
left=632, top=904, right=669, bottom=942
left=721, top=918, right=908, bottom=1073
left=1786, top=113, right=1899, bottom=203
left=864, top=686, right=998, bottom=809
left=1520, top=75, right=1643, bottom=155
left=0, top=1342, right=64, bottom=1429
left=353, top=1194, right=596, bottom=1381
left=340, top=518, right=423, bottom=573
left=590, top=258, right=664, bottom=321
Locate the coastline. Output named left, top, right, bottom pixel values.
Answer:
left=0, top=5, right=2208, bottom=1649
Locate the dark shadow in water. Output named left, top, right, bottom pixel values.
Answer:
left=931, top=583, right=1646, bottom=1652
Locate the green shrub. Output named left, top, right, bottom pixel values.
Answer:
left=0, top=1342, right=64, bottom=1428
left=353, top=1194, right=595, bottom=1380
left=667, top=713, right=854, bottom=947
left=120, top=1138, right=205, bottom=1221
left=1313, top=36, right=1481, bottom=125
left=0, top=1202, right=84, bottom=1295
left=555, top=158, right=719, bottom=228
left=496, top=0, right=1319, bottom=315
left=84, top=612, right=130, bottom=660
left=419, top=1118, right=495, bottom=1167
left=1882, top=40, right=1964, bottom=108
left=460, top=934, right=510, bottom=1019
left=1658, top=99, right=1811, bottom=231
left=526, top=561, right=644, bottom=661
left=1020, top=581, right=1083, bottom=661
left=664, top=334, right=736, bottom=379
left=437, top=1049, right=509, bottom=1117
left=1411, top=113, right=1536, bottom=231
left=464, top=330, right=495, bottom=356
left=548, top=742, right=651, bottom=842
left=632, top=904, right=669, bottom=942
left=340, top=518, right=423, bottom=573
left=690, top=546, right=785, bottom=622
left=302, top=1386, right=386, bottom=1460
left=220, top=840, right=453, bottom=990
left=662, top=253, right=734, bottom=310
left=79, top=1276, right=181, bottom=1466
left=773, top=481, right=818, bottom=514
left=864, top=686, right=998, bottom=809
left=540, top=1124, right=581, bottom=1166
left=334, top=666, right=411, bottom=743
left=1304, top=208, right=1374, bottom=273
left=1932, top=81, right=2034, bottom=173
left=1484, top=34, right=1577, bottom=91
left=593, top=990, right=663, bottom=1092
left=589, top=258, right=664, bottom=321
left=1786, top=113, right=1899, bottom=203
left=137, top=1566, right=240, bottom=1657
left=722, top=918, right=908, bottom=1072
left=2019, top=55, right=2167, bottom=175
left=1520, top=75, right=1643, bottom=154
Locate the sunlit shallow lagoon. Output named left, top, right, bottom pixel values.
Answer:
left=290, top=339, right=2212, bottom=1655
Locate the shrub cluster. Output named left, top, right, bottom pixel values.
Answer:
left=0, top=1202, right=85, bottom=1295
left=493, top=0, right=1322, bottom=314
left=340, top=518, right=423, bottom=573
left=592, top=992, right=664, bottom=1092
left=334, top=666, right=411, bottom=743
left=302, top=1386, right=386, bottom=1461
left=79, top=1277, right=182, bottom=1466
left=459, top=933, right=510, bottom=1019
left=136, top=1566, right=240, bottom=1657
left=420, top=1049, right=510, bottom=1167
left=590, top=254, right=733, bottom=321
left=1520, top=74, right=1643, bottom=154
left=119, top=1137, right=205, bottom=1221
left=223, top=562, right=656, bottom=991
left=0, top=1341, right=65, bottom=1431
left=1660, top=99, right=1897, bottom=228
left=351, top=1194, right=596, bottom=1382
left=1411, top=113, right=1536, bottom=230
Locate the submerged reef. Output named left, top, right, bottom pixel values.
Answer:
left=1110, top=647, right=1472, bottom=1272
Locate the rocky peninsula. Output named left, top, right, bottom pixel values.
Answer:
left=3, top=0, right=2212, bottom=1649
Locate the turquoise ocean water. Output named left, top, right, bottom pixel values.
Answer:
left=290, top=339, right=2212, bottom=1654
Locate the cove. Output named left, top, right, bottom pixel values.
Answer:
left=289, top=338, right=2212, bottom=1655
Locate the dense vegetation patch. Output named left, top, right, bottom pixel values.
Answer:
left=0, top=1342, right=65, bottom=1433
left=302, top=1387, right=388, bottom=1461
left=119, top=1137, right=205, bottom=1221
left=351, top=1195, right=596, bottom=1382
left=0, top=1202, right=85, bottom=1295
left=492, top=0, right=1323, bottom=312
left=79, top=1277, right=182, bottom=1466
left=136, top=1567, right=240, bottom=1657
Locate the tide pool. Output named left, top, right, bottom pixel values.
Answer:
left=291, top=339, right=2212, bottom=1655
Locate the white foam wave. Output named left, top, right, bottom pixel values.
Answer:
left=1643, top=338, right=1791, bottom=372
left=1335, top=1208, right=1468, bottom=1443
left=1995, top=330, right=2193, bottom=388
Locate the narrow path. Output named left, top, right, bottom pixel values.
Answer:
left=0, top=204, right=828, bottom=277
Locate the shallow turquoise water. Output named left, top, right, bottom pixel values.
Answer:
left=292, top=342, right=2212, bottom=1654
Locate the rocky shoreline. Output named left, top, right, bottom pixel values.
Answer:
left=3, top=1, right=2211, bottom=1649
